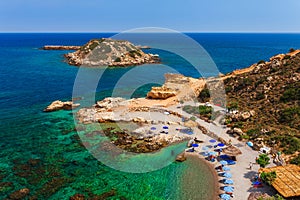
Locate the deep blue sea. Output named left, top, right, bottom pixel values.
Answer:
left=1, top=33, right=300, bottom=199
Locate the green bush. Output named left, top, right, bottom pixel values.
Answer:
left=246, top=129, right=260, bottom=138
left=279, top=106, right=300, bottom=129
left=280, top=87, right=300, bottom=102
left=257, top=60, right=265, bottom=64
left=225, top=86, right=232, bottom=93
left=227, top=101, right=238, bottom=111
left=182, top=105, right=212, bottom=119
left=290, top=154, right=300, bottom=165
left=190, top=116, right=197, bottom=121
left=114, top=57, right=121, bottom=62
left=256, top=92, right=265, bottom=100
left=260, top=171, right=277, bottom=185
left=257, top=154, right=270, bottom=168
left=198, top=88, right=210, bottom=102
left=289, top=48, right=296, bottom=53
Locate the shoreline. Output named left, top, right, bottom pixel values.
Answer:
left=185, top=153, right=220, bottom=200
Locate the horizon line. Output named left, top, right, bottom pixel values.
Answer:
left=1, top=31, right=300, bottom=34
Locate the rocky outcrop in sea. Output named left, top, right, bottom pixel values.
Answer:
left=44, top=100, right=80, bottom=112
left=64, top=38, right=160, bottom=67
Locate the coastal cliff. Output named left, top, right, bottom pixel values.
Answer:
left=64, top=38, right=160, bottom=67
left=219, top=49, right=300, bottom=164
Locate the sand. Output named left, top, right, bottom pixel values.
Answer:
left=186, top=129, right=277, bottom=200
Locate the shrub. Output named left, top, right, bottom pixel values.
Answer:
left=225, top=86, right=232, bottom=93
left=198, top=88, right=210, bottom=102
left=256, top=92, right=265, bottom=100
left=227, top=101, right=238, bottom=111
left=114, top=57, right=121, bottom=62
left=246, top=129, right=260, bottom=138
left=257, top=154, right=270, bottom=168
left=279, top=106, right=300, bottom=128
left=190, top=116, right=197, bottom=121
left=289, top=48, right=296, bottom=53
left=290, top=154, right=300, bottom=165
left=260, top=171, right=277, bottom=185
left=280, top=87, right=300, bottom=102
left=257, top=60, right=265, bottom=65
left=198, top=105, right=213, bottom=115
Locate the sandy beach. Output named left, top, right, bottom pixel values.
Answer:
left=183, top=125, right=277, bottom=200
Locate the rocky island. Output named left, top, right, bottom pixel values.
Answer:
left=64, top=38, right=160, bottom=67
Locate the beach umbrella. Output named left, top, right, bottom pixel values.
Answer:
left=223, top=166, right=230, bottom=171
left=223, top=172, right=232, bottom=178
left=209, top=151, right=217, bottom=156
left=202, top=146, right=209, bottom=151
left=222, top=145, right=242, bottom=157
left=220, top=155, right=231, bottom=160
left=216, top=148, right=223, bottom=152
left=163, top=126, right=169, bottom=129
left=209, top=139, right=217, bottom=143
left=150, top=127, right=156, bottom=130
left=192, top=143, right=199, bottom=147
left=220, top=194, right=231, bottom=200
left=220, top=160, right=228, bottom=165
left=218, top=143, right=225, bottom=147
left=224, top=179, right=234, bottom=185
left=247, top=141, right=253, bottom=147
left=223, top=186, right=234, bottom=192
left=253, top=181, right=262, bottom=185
left=227, top=160, right=236, bottom=165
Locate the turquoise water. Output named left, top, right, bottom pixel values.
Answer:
left=1, top=33, right=300, bottom=199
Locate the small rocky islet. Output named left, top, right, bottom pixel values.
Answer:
left=43, top=38, right=160, bottom=67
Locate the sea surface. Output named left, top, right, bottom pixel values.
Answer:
left=1, top=33, right=300, bottom=199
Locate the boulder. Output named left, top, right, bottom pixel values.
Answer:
left=233, top=128, right=245, bottom=136
left=146, top=86, right=177, bottom=99
left=176, top=152, right=186, bottom=162
left=44, top=100, right=80, bottom=112
left=241, top=111, right=251, bottom=120
left=249, top=110, right=256, bottom=117
left=8, top=188, right=30, bottom=200
left=69, top=194, right=85, bottom=200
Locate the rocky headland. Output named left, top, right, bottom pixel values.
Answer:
left=64, top=38, right=160, bottom=67
left=210, top=49, right=300, bottom=164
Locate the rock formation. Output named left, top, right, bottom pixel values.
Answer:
left=42, top=45, right=80, bottom=50
left=176, top=152, right=187, bottom=162
left=147, top=74, right=206, bottom=100
left=44, top=100, right=80, bottom=112
left=64, top=38, right=160, bottom=67
left=8, top=188, right=30, bottom=200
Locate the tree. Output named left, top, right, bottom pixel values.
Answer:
left=260, top=171, right=277, bottom=185
left=257, top=154, right=270, bottom=168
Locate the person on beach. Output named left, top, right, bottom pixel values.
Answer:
left=249, top=162, right=253, bottom=170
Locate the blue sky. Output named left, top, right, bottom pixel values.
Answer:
left=1, top=0, right=300, bottom=32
